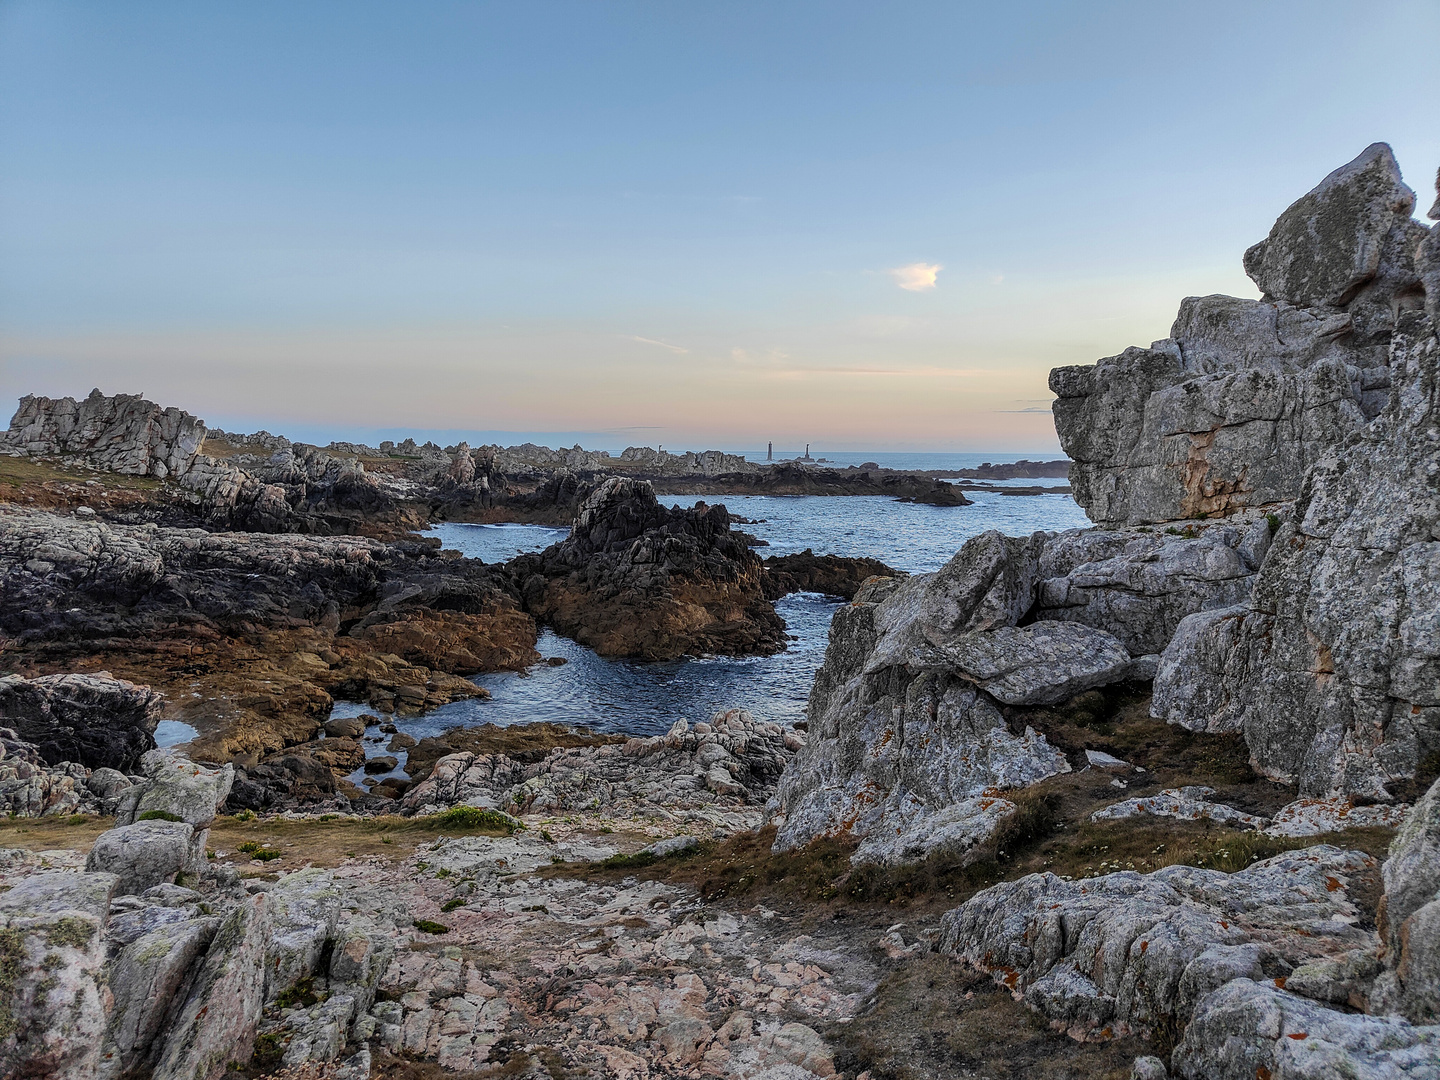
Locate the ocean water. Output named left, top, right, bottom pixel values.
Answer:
left=335, top=490, right=1092, bottom=784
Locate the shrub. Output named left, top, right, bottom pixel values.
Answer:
left=427, top=806, right=521, bottom=833
left=413, top=919, right=450, bottom=935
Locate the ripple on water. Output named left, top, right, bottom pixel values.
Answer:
left=337, top=492, right=1092, bottom=779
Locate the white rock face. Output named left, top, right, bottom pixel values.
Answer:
left=1151, top=307, right=1440, bottom=800
left=1090, top=786, right=1270, bottom=831
left=84, top=819, right=199, bottom=895
left=116, top=750, right=234, bottom=829
left=0, top=871, right=118, bottom=1079
left=1052, top=143, right=1428, bottom=528
left=2, top=388, right=208, bottom=479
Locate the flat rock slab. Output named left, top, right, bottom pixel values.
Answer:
left=1265, top=797, right=1412, bottom=837
left=941, top=621, right=1136, bottom=705
left=1091, top=786, right=1269, bottom=830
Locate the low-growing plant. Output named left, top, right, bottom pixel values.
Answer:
left=441, top=897, right=465, bottom=912
left=233, top=809, right=256, bottom=822
left=137, top=809, right=184, bottom=823
left=413, top=919, right=450, bottom=935
left=237, top=841, right=283, bottom=861
left=47, top=916, right=95, bottom=948
left=272, top=977, right=319, bottom=1010
left=427, top=806, right=520, bottom=833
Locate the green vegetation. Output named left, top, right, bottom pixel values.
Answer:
left=0, top=927, right=26, bottom=1039
left=441, top=897, right=465, bottom=913
left=138, top=809, right=184, bottom=822
left=237, top=841, right=283, bottom=862
left=413, top=919, right=451, bottom=935
left=426, top=806, right=521, bottom=833
left=47, top=916, right=96, bottom=948
left=272, top=977, right=320, bottom=1010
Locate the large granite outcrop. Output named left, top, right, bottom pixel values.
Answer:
left=771, top=523, right=1267, bottom=864
left=1041, top=145, right=1440, bottom=803
left=1153, top=305, right=1440, bottom=800
left=0, top=672, right=162, bottom=771
left=2, top=388, right=207, bottom=479
left=1052, top=143, right=1428, bottom=527
left=511, top=478, right=787, bottom=660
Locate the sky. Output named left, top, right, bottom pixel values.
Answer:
left=2, top=1, right=1438, bottom=454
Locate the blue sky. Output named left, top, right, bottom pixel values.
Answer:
left=2, top=1, right=1437, bottom=452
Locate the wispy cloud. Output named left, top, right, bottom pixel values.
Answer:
left=888, top=262, right=942, bottom=291
left=629, top=336, right=689, bottom=355
left=998, top=406, right=1053, bottom=413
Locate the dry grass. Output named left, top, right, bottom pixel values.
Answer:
left=0, top=813, right=113, bottom=855
left=0, top=811, right=516, bottom=875
left=825, top=953, right=1145, bottom=1080
left=209, top=812, right=517, bottom=873
left=0, top=456, right=161, bottom=490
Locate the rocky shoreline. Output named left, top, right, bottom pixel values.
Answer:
left=1, top=143, right=1438, bottom=1079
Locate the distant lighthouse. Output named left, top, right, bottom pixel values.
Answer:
left=767, top=441, right=772, bottom=461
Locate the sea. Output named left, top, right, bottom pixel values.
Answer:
left=325, top=473, right=1091, bottom=783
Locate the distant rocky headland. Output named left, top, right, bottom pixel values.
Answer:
left=0, top=393, right=1069, bottom=539
left=1, top=143, right=1437, bottom=1080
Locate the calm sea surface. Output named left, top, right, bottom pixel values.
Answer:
left=332, top=488, right=1090, bottom=781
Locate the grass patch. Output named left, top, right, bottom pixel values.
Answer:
left=0, top=455, right=161, bottom=491
left=427, top=806, right=521, bottom=833
left=237, top=841, right=283, bottom=862
left=441, top=897, right=466, bottom=913
left=137, top=809, right=184, bottom=823
left=828, top=953, right=1145, bottom=1080
left=46, top=917, right=95, bottom=948
left=204, top=811, right=521, bottom=871
left=413, top=919, right=450, bottom=935
left=271, top=976, right=319, bottom=1010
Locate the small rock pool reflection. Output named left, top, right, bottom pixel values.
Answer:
left=336, top=489, right=1091, bottom=785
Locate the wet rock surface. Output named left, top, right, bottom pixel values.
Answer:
left=511, top=478, right=787, bottom=660
left=0, top=671, right=163, bottom=772
left=760, top=549, right=901, bottom=601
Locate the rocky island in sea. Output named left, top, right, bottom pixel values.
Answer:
left=1, top=142, right=1438, bottom=1079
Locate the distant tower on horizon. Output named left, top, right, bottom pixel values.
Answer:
left=767, top=442, right=772, bottom=461
left=804, top=443, right=810, bottom=460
